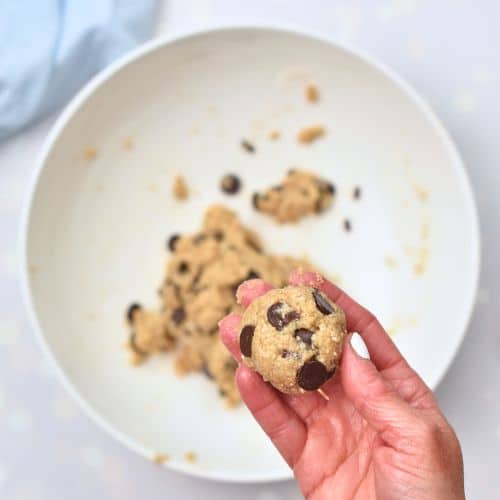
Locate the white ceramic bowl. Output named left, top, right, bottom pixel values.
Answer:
left=21, top=26, right=480, bottom=483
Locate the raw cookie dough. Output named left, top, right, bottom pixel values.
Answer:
left=239, top=285, right=346, bottom=394
left=253, top=169, right=335, bottom=223
left=126, top=205, right=313, bottom=407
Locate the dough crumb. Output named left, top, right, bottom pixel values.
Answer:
left=122, top=138, right=134, bottom=150
left=253, top=169, right=335, bottom=223
left=384, top=255, right=398, bottom=268
left=153, top=453, right=170, bottom=464
left=413, top=247, right=429, bottom=276
left=184, top=451, right=197, bottom=463
left=268, top=129, right=281, bottom=140
left=305, top=84, right=319, bottom=103
left=413, top=183, right=428, bottom=202
left=83, top=147, right=97, bottom=161
left=297, top=125, right=325, bottom=144
left=172, top=175, right=189, bottom=200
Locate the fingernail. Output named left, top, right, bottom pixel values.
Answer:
left=350, top=332, right=370, bottom=359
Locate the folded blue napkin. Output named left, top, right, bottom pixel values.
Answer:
left=0, top=0, right=158, bottom=141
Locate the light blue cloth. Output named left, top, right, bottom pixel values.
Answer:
left=0, top=0, right=158, bottom=141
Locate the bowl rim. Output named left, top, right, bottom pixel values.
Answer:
left=19, top=22, right=481, bottom=484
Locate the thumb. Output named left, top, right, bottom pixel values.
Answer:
left=341, top=333, right=419, bottom=449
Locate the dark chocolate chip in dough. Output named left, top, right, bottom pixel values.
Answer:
left=271, top=185, right=283, bottom=192
left=202, top=363, right=214, bottom=380
left=312, top=289, right=335, bottom=315
left=240, top=325, right=255, bottom=357
left=167, top=234, right=180, bottom=252
left=325, top=182, right=336, bottom=195
left=295, top=328, right=314, bottom=346
left=126, top=303, right=142, bottom=323
left=246, top=269, right=260, bottom=280
left=252, top=192, right=260, bottom=210
left=171, top=307, right=185, bottom=325
left=267, top=302, right=301, bottom=331
left=317, top=180, right=335, bottom=195
left=213, top=231, right=224, bottom=241
left=129, top=332, right=147, bottom=356
left=288, top=168, right=297, bottom=175
left=178, top=261, right=189, bottom=274
left=297, top=359, right=329, bottom=390
left=193, top=234, right=207, bottom=245
left=221, top=174, right=242, bottom=194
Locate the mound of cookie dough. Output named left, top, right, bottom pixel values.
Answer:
left=126, top=205, right=311, bottom=407
left=253, top=169, right=335, bottom=223
left=239, top=286, right=346, bottom=394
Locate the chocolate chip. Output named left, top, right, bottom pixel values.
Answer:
left=271, top=185, right=283, bottom=192
left=126, top=303, right=141, bottom=323
left=295, top=328, right=314, bottom=346
left=353, top=186, right=361, bottom=199
left=193, top=234, right=207, bottom=245
left=241, top=139, right=255, bottom=153
left=219, top=389, right=227, bottom=397
left=167, top=234, right=180, bottom=252
left=240, top=325, right=255, bottom=357
left=221, top=174, right=242, bottom=194
left=252, top=192, right=260, bottom=210
left=213, top=231, right=224, bottom=241
left=202, top=363, right=214, bottom=380
left=297, top=359, right=329, bottom=390
left=312, top=289, right=335, bottom=315
left=246, top=269, right=260, bottom=280
left=129, top=332, right=147, bottom=356
left=317, top=180, right=335, bottom=196
left=343, top=219, right=351, bottom=232
left=267, top=302, right=301, bottom=331
left=288, top=168, right=297, bottom=175
left=171, top=307, right=185, bottom=325
left=178, top=261, right=189, bottom=274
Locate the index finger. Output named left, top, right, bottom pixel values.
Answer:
left=219, top=279, right=274, bottom=360
left=288, top=269, right=403, bottom=372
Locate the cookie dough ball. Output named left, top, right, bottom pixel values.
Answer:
left=239, top=286, right=346, bottom=394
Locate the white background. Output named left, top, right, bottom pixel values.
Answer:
left=1, top=1, right=499, bottom=498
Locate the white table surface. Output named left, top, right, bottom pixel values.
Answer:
left=1, top=1, right=499, bottom=498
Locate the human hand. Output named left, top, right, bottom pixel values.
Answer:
left=219, top=271, right=465, bottom=500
